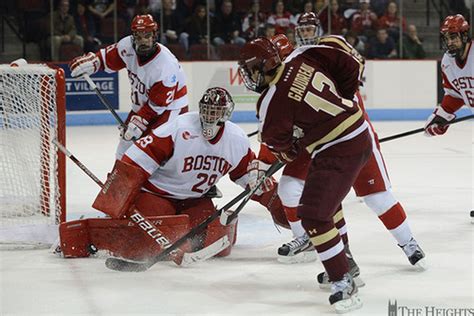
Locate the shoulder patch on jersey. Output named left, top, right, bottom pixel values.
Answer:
left=182, top=130, right=199, bottom=140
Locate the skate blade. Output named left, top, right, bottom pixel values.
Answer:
left=414, top=258, right=428, bottom=271
left=334, top=294, right=363, bottom=314
left=277, top=250, right=318, bottom=264
left=319, top=276, right=365, bottom=290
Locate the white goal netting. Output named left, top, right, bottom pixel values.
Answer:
left=0, top=63, right=66, bottom=248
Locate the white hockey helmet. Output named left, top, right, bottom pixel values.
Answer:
left=199, top=87, right=235, bottom=140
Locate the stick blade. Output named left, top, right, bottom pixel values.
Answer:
left=105, top=257, right=150, bottom=272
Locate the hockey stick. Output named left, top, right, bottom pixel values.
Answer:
left=247, top=130, right=258, bottom=137
left=105, top=161, right=285, bottom=272
left=51, top=139, right=186, bottom=266
left=220, top=161, right=285, bottom=226
left=379, top=114, right=474, bottom=143
left=83, top=74, right=127, bottom=130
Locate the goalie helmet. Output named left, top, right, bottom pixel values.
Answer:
left=271, top=34, right=294, bottom=60
left=199, top=87, right=235, bottom=140
left=295, top=12, right=320, bottom=46
left=131, top=14, right=158, bottom=57
left=440, top=14, right=470, bottom=58
left=238, top=37, right=281, bottom=93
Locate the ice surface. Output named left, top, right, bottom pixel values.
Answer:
left=1, top=121, right=472, bottom=315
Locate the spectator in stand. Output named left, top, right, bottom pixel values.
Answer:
left=285, top=28, right=297, bottom=47
left=402, top=24, right=426, bottom=59
left=291, top=1, right=314, bottom=26
left=242, top=0, right=267, bottom=41
left=212, top=0, right=246, bottom=46
left=264, top=23, right=276, bottom=39
left=314, top=0, right=326, bottom=12
left=371, top=0, right=390, bottom=17
left=377, top=1, right=406, bottom=43
left=319, top=0, right=348, bottom=35
left=351, top=0, right=378, bottom=41
left=157, top=0, right=186, bottom=48
left=368, top=28, right=397, bottom=59
left=74, top=1, right=100, bottom=53
left=181, top=4, right=209, bottom=51
left=267, top=0, right=293, bottom=34
left=87, top=0, right=114, bottom=33
left=345, top=30, right=366, bottom=56
left=48, top=0, right=84, bottom=61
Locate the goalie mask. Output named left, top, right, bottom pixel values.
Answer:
left=131, top=14, right=158, bottom=57
left=238, top=37, right=281, bottom=93
left=440, top=14, right=470, bottom=59
left=296, top=12, right=320, bottom=46
left=199, top=87, right=235, bottom=140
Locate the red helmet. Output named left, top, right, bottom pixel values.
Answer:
left=238, top=37, right=281, bottom=93
left=271, top=34, right=294, bottom=60
left=440, top=14, right=470, bottom=57
left=440, top=14, right=469, bottom=34
left=199, top=87, right=235, bottom=140
left=296, top=12, right=320, bottom=46
left=131, top=15, right=158, bottom=56
left=131, top=14, right=158, bottom=33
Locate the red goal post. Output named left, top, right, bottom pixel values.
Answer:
left=0, top=60, right=66, bottom=247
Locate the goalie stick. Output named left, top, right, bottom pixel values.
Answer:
left=104, top=161, right=284, bottom=272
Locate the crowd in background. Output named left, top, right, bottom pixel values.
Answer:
left=13, top=0, right=472, bottom=61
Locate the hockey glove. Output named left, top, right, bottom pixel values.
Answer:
left=271, top=143, right=299, bottom=164
left=123, top=115, right=149, bottom=141
left=70, top=52, right=101, bottom=78
left=247, top=159, right=275, bottom=195
left=424, top=107, right=456, bottom=137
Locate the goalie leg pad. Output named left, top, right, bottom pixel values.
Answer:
left=204, top=217, right=238, bottom=257
left=59, top=215, right=190, bottom=261
left=92, top=160, right=148, bottom=218
left=178, top=197, right=237, bottom=257
left=59, top=220, right=92, bottom=258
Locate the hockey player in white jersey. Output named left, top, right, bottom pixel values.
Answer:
left=69, top=14, right=188, bottom=159
left=424, top=14, right=473, bottom=136
left=58, top=87, right=288, bottom=261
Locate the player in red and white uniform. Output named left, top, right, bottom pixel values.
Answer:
left=239, top=37, right=371, bottom=313
left=58, top=87, right=287, bottom=262
left=255, top=13, right=425, bottom=275
left=69, top=14, right=188, bottom=159
left=424, top=14, right=473, bottom=136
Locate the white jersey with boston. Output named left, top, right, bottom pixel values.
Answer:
left=98, top=36, right=188, bottom=114
left=440, top=40, right=474, bottom=109
left=123, top=112, right=253, bottom=199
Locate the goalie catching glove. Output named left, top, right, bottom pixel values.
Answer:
left=424, top=106, right=456, bottom=137
left=247, top=159, right=276, bottom=195
left=121, top=115, right=149, bottom=141
left=69, top=52, right=101, bottom=78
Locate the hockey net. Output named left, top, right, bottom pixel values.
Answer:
left=0, top=62, right=66, bottom=248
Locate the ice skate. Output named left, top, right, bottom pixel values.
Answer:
left=277, top=233, right=318, bottom=264
left=317, top=245, right=365, bottom=290
left=399, top=238, right=427, bottom=270
left=329, top=273, right=363, bottom=314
